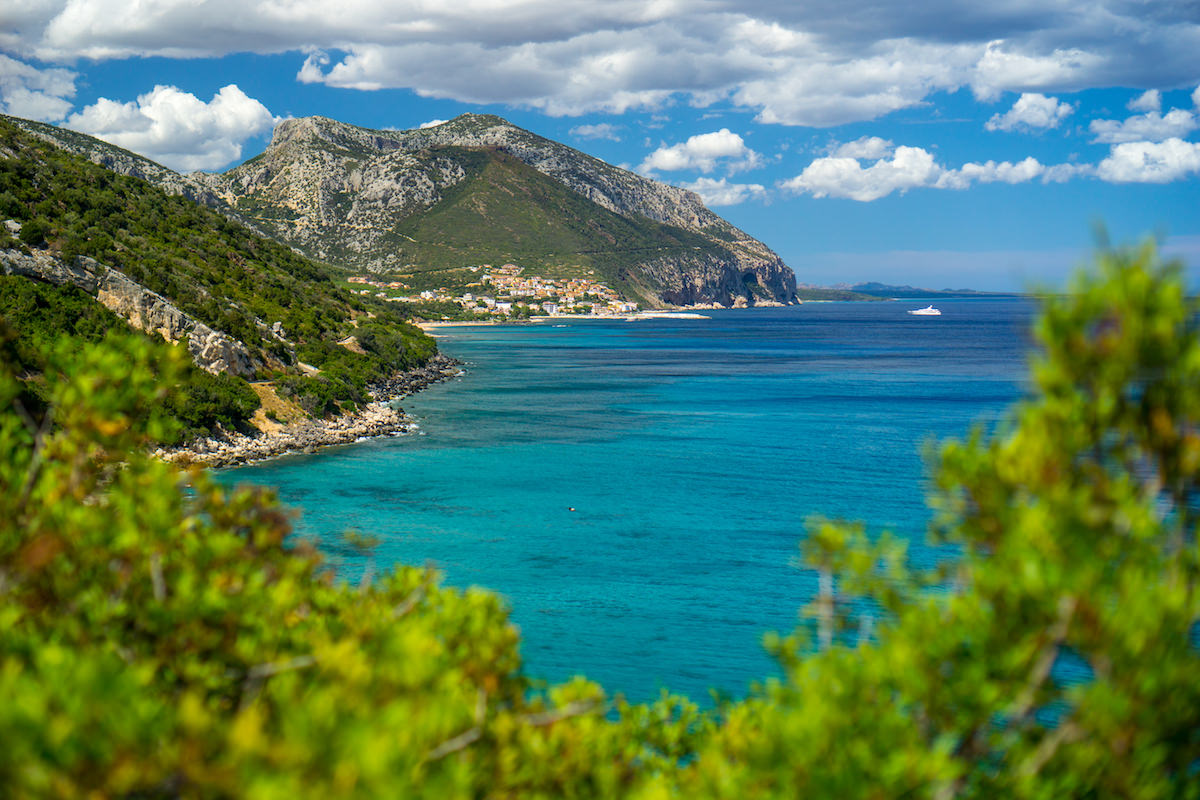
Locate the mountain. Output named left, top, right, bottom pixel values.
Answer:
left=194, top=114, right=796, bottom=308
left=5, top=113, right=796, bottom=308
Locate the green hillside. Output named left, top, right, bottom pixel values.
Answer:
left=4, top=113, right=797, bottom=308
left=0, top=117, right=436, bottom=434
left=1, top=118, right=381, bottom=364
left=378, top=147, right=722, bottom=295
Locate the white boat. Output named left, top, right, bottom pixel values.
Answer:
left=908, top=305, right=941, bottom=316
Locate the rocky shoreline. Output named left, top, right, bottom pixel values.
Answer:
left=156, top=354, right=463, bottom=468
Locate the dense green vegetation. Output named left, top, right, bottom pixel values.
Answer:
left=278, top=322, right=436, bottom=415
left=277, top=318, right=434, bottom=415
left=0, top=117, right=437, bottom=419
left=2, top=242, right=1197, bottom=797
left=0, top=275, right=259, bottom=442
left=1, top=118, right=337, bottom=362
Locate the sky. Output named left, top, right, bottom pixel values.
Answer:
left=2, top=2, right=1200, bottom=290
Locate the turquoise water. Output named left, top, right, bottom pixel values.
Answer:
left=217, top=299, right=1035, bottom=701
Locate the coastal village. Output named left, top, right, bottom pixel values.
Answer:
left=348, top=263, right=641, bottom=317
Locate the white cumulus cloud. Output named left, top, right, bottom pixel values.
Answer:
left=5, top=2, right=1200, bottom=125
left=570, top=122, right=621, bottom=141
left=1128, top=89, right=1161, bottom=112
left=0, top=54, right=76, bottom=122
left=830, top=136, right=893, bottom=159
left=1096, top=138, right=1200, bottom=183
left=638, top=128, right=760, bottom=175
left=1089, top=108, right=1197, bottom=143
left=985, top=93, right=1073, bottom=132
left=780, top=146, right=943, bottom=202
left=730, top=37, right=972, bottom=127
left=936, top=157, right=1045, bottom=189
left=782, top=147, right=1080, bottom=201
left=66, top=84, right=277, bottom=172
left=970, top=41, right=1102, bottom=101
left=419, top=118, right=449, bottom=129
left=679, top=176, right=766, bottom=206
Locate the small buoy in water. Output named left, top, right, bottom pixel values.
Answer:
left=568, top=507, right=576, bottom=512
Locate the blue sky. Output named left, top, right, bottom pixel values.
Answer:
left=2, top=2, right=1199, bottom=290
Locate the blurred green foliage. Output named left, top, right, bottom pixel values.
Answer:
left=1, top=241, right=1197, bottom=797
left=0, top=327, right=708, bottom=797
left=659, top=241, right=1200, bottom=798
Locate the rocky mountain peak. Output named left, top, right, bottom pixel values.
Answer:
left=269, top=116, right=329, bottom=147
left=438, top=113, right=511, bottom=131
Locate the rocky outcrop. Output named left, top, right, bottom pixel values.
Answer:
left=190, top=139, right=471, bottom=271
left=156, top=401, right=416, bottom=468
left=1, top=247, right=258, bottom=377
left=367, top=353, right=463, bottom=399
left=638, top=251, right=797, bottom=308
left=251, top=114, right=717, bottom=231
left=157, top=354, right=464, bottom=467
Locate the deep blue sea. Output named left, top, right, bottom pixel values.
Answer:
left=217, top=299, right=1035, bottom=702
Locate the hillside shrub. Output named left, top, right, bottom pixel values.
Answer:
left=17, top=216, right=49, bottom=246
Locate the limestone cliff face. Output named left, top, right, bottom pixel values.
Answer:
left=202, top=115, right=797, bottom=307
left=191, top=126, right=471, bottom=270
left=1, top=248, right=258, bottom=377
